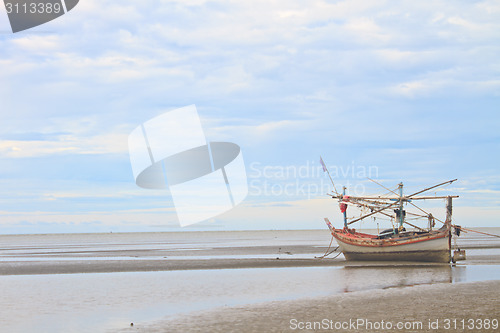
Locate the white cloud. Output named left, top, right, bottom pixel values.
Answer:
left=0, top=117, right=130, bottom=157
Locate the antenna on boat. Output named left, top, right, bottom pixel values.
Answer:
left=319, top=156, right=338, bottom=195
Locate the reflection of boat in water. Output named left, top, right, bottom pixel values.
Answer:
left=321, top=168, right=462, bottom=263
left=339, top=265, right=458, bottom=293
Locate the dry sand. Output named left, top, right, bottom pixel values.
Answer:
left=121, top=280, right=500, bottom=333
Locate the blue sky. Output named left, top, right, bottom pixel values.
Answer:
left=0, top=0, right=499, bottom=234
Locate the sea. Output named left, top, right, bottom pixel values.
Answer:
left=0, top=228, right=499, bottom=332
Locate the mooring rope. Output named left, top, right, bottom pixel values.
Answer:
left=458, top=226, right=500, bottom=239
left=315, top=235, right=341, bottom=259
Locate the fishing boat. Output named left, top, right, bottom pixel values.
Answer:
left=320, top=166, right=462, bottom=262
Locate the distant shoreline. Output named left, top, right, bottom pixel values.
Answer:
left=1, top=227, right=499, bottom=236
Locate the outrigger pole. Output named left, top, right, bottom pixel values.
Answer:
left=344, top=179, right=458, bottom=228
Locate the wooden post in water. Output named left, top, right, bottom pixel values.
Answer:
left=446, top=196, right=453, bottom=257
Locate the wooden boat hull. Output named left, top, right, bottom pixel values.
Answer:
left=332, top=229, right=451, bottom=263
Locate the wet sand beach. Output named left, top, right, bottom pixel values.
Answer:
left=3, top=252, right=500, bottom=275
left=130, top=280, right=500, bottom=333
left=0, top=257, right=349, bottom=275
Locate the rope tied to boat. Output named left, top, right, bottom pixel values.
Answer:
left=458, top=226, right=500, bottom=239
left=315, top=235, right=341, bottom=259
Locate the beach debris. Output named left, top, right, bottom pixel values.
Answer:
left=277, top=248, right=292, bottom=254
left=277, top=247, right=293, bottom=258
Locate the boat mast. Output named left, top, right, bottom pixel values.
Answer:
left=342, top=186, right=347, bottom=228
left=398, top=183, right=404, bottom=230
left=445, top=196, right=453, bottom=226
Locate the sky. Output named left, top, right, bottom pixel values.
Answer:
left=0, top=0, right=499, bottom=234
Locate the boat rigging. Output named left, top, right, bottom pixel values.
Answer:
left=320, top=156, right=464, bottom=263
